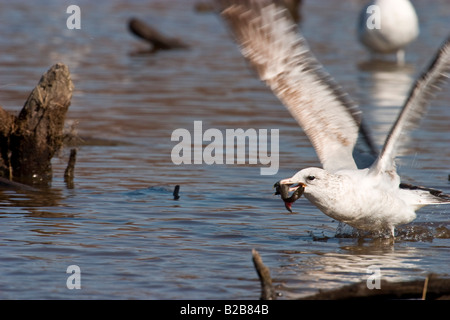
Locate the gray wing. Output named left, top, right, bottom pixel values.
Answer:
left=371, top=36, right=450, bottom=175
left=221, top=0, right=373, bottom=172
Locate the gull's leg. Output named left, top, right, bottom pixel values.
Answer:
left=396, top=49, right=405, bottom=66
left=389, top=226, right=396, bottom=244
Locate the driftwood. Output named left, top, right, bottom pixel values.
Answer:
left=304, top=275, right=450, bottom=300
left=128, top=18, right=189, bottom=53
left=252, top=250, right=450, bottom=300
left=0, top=63, right=73, bottom=187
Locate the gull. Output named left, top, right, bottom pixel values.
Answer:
left=221, top=0, right=450, bottom=236
left=358, top=0, right=419, bottom=64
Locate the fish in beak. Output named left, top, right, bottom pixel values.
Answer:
left=274, top=179, right=305, bottom=212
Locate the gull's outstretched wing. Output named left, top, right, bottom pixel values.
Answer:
left=221, top=0, right=373, bottom=172
left=371, top=36, right=450, bottom=175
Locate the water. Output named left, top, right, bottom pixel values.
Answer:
left=0, top=0, right=449, bottom=299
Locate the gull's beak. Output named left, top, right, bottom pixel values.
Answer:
left=274, top=179, right=305, bottom=213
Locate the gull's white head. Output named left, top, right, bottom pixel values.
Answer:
left=277, top=167, right=332, bottom=212
left=283, top=167, right=329, bottom=184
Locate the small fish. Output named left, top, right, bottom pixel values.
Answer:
left=274, top=181, right=304, bottom=212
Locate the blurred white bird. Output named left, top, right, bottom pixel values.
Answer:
left=221, top=0, right=450, bottom=237
left=358, top=0, right=419, bottom=64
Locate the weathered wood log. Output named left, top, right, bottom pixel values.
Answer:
left=0, top=63, right=73, bottom=186
left=304, top=274, right=450, bottom=300
left=128, top=18, right=189, bottom=52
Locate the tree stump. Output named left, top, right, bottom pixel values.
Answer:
left=0, top=63, right=74, bottom=187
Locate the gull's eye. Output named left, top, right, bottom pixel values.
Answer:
left=307, top=175, right=315, bottom=181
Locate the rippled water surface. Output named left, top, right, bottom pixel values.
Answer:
left=0, top=0, right=449, bottom=299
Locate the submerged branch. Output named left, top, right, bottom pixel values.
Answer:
left=252, top=249, right=276, bottom=300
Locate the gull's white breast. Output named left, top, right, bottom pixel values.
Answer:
left=303, top=170, right=417, bottom=231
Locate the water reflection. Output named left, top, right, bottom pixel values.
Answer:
left=279, top=244, right=423, bottom=299
left=357, top=60, right=416, bottom=148
left=0, top=187, right=66, bottom=216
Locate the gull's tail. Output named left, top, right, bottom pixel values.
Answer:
left=400, top=183, right=450, bottom=205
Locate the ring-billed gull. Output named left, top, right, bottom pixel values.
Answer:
left=221, top=0, right=450, bottom=237
left=358, top=0, right=419, bottom=64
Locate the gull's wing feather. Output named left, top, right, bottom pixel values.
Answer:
left=371, top=36, right=450, bottom=175
left=221, top=0, right=372, bottom=172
